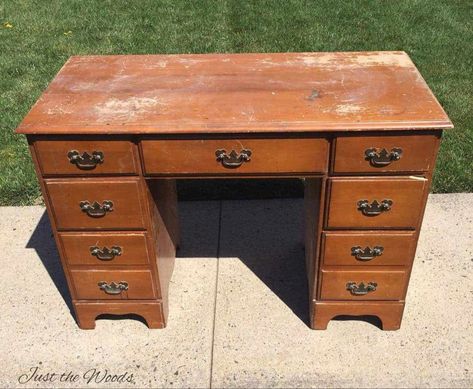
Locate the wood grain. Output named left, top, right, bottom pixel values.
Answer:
left=319, top=269, right=408, bottom=301
left=144, top=179, right=178, bottom=321
left=35, top=139, right=138, bottom=175
left=326, top=177, right=427, bottom=229
left=321, top=231, right=416, bottom=266
left=45, top=178, right=147, bottom=230
left=73, top=301, right=164, bottom=329
left=70, top=269, right=157, bottom=300
left=16, top=52, right=452, bottom=331
left=142, top=138, right=328, bottom=175
left=304, top=178, right=327, bottom=299
left=332, top=133, right=440, bottom=174
left=58, top=232, right=150, bottom=266
left=15, top=52, right=452, bottom=135
left=311, top=301, right=405, bottom=330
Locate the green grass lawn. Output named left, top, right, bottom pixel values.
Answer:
left=1, top=0, right=472, bottom=205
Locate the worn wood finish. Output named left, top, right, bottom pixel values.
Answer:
left=58, top=232, right=150, bottom=266
left=70, top=269, right=157, bottom=300
left=16, top=52, right=452, bottom=330
left=16, top=52, right=452, bottom=135
left=45, top=178, right=147, bottom=230
left=326, top=177, right=428, bottom=229
left=35, top=139, right=138, bottom=176
left=142, top=138, right=329, bottom=175
left=319, top=269, right=408, bottom=301
left=73, top=301, right=164, bottom=329
left=311, top=301, right=405, bottom=330
left=321, top=231, right=416, bottom=266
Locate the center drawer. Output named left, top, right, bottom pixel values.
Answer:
left=141, top=138, right=329, bottom=175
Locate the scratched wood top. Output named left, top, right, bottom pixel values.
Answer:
left=16, top=52, right=452, bottom=134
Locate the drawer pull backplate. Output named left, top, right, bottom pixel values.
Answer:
left=215, top=149, right=252, bottom=168
left=346, top=281, right=377, bottom=296
left=90, top=246, right=122, bottom=261
left=364, top=148, right=402, bottom=167
left=98, top=281, right=128, bottom=295
left=357, top=199, right=392, bottom=216
left=351, top=246, right=384, bottom=261
left=80, top=200, right=114, bottom=217
left=67, top=150, right=104, bottom=170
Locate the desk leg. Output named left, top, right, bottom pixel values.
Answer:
left=312, top=301, right=404, bottom=330
left=74, top=302, right=165, bottom=330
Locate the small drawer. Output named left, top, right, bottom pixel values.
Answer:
left=70, top=269, right=156, bottom=300
left=35, top=139, right=138, bottom=175
left=332, top=134, right=439, bottom=174
left=141, top=138, right=328, bottom=175
left=326, top=177, right=427, bottom=229
left=322, top=231, right=416, bottom=266
left=45, top=178, right=147, bottom=230
left=320, top=269, right=408, bottom=301
left=59, top=232, right=150, bottom=266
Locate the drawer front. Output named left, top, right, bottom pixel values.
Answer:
left=320, top=269, right=407, bottom=301
left=326, top=178, right=427, bottom=229
left=322, top=232, right=416, bottom=266
left=59, top=232, right=150, bottom=266
left=45, top=178, right=147, bottom=230
left=141, top=138, right=328, bottom=175
left=35, top=140, right=138, bottom=175
left=333, top=134, right=438, bottom=174
left=71, top=269, right=156, bottom=300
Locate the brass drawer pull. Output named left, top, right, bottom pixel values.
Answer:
left=365, top=147, right=402, bottom=167
left=351, top=246, right=384, bottom=261
left=98, top=281, right=128, bottom=295
left=215, top=149, right=252, bottom=168
left=67, top=150, right=104, bottom=170
left=90, top=246, right=122, bottom=261
left=79, top=200, right=113, bottom=217
left=346, top=281, right=377, bottom=296
left=357, top=199, right=392, bottom=216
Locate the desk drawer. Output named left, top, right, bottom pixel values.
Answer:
left=320, top=269, right=408, bottom=301
left=326, top=177, right=427, bottom=229
left=71, top=269, right=156, bottom=300
left=141, top=138, right=328, bottom=175
left=59, top=232, right=150, bottom=266
left=333, top=134, right=438, bottom=174
left=45, top=178, right=147, bottom=230
left=35, top=140, right=138, bottom=175
left=322, top=232, right=416, bottom=266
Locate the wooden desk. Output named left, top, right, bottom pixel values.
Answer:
left=16, top=52, right=452, bottom=330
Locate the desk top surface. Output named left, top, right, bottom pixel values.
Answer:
left=16, top=51, right=452, bottom=135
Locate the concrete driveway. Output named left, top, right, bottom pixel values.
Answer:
left=1, top=194, right=472, bottom=388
